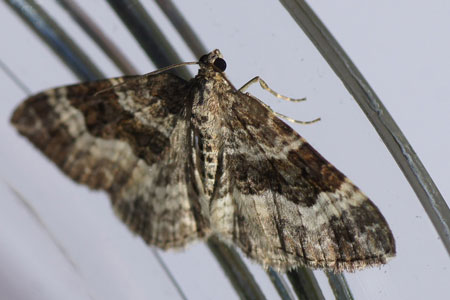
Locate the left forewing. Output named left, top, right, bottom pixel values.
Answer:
left=11, top=74, right=209, bottom=249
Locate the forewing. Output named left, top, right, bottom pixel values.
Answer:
left=212, top=92, right=395, bottom=272
left=11, top=74, right=209, bottom=249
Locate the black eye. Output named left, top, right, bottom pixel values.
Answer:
left=213, top=58, right=226, bottom=72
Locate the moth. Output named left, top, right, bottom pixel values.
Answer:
left=11, top=49, right=395, bottom=272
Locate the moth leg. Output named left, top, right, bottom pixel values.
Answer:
left=239, top=76, right=306, bottom=102
left=240, top=76, right=321, bottom=125
left=275, top=111, right=321, bottom=125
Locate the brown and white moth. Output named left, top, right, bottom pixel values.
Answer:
left=11, top=49, right=395, bottom=272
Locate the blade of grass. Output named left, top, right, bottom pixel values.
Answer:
left=5, top=0, right=103, bottom=80
left=326, top=271, right=354, bottom=300
left=286, top=267, right=325, bottom=300
left=106, top=0, right=190, bottom=79
left=266, top=268, right=295, bottom=300
left=208, top=236, right=266, bottom=300
left=56, top=0, right=138, bottom=75
left=280, top=0, right=450, bottom=256
left=154, top=0, right=207, bottom=58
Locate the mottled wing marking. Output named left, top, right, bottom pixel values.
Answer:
left=11, top=74, right=209, bottom=249
left=211, top=92, right=395, bottom=272
left=12, top=49, right=395, bottom=272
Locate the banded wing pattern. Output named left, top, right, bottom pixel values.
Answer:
left=11, top=73, right=209, bottom=249
left=11, top=49, right=395, bottom=272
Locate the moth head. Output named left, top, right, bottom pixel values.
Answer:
left=199, top=49, right=227, bottom=73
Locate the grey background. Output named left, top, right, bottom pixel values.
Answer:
left=1, top=1, right=449, bottom=299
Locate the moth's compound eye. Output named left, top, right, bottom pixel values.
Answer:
left=213, top=58, right=226, bottom=72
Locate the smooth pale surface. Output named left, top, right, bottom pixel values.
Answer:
left=0, top=1, right=449, bottom=299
